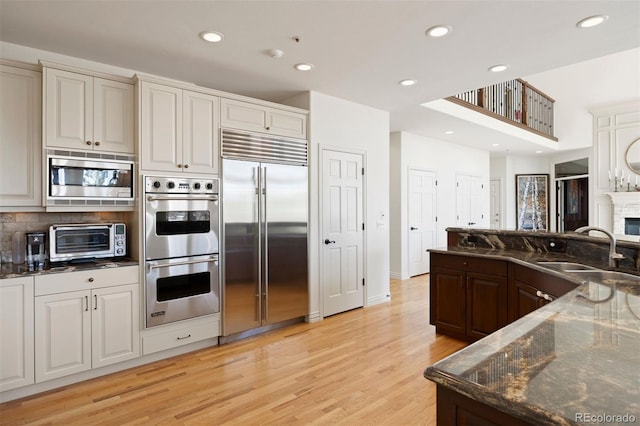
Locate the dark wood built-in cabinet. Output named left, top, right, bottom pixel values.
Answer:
left=430, top=253, right=508, bottom=341
left=430, top=252, right=578, bottom=342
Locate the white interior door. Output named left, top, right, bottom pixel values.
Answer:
left=321, top=149, right=364, bottom=317
left=408, top=169, right=437, bottom=276
left=457, top=174, right=483, bottom=227
left=490, top=179, right=501, bottom=229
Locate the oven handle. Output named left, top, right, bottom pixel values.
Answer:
left=146, top=195, right=219, bottom=202
left=147, top=255, right=219, bottom=271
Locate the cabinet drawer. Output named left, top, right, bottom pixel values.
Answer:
left=513, top=265, right=578, bottom=298
left=35, top=265, right=139, bottom=296
left=142, top=316, right=220, bottom=355
left=431, top=253, right=507, bottom=277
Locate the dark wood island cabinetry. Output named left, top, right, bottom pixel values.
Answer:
left=430, top=253, right=508, bottom=341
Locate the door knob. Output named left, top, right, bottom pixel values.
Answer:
left=324, top=239, right=336, bottom=245
left=410, top=226, right=418, bottom=230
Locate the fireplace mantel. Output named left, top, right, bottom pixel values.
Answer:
left=606, top=192, right=640, bottom=204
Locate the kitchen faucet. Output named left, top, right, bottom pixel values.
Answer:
left=574, top=226, right=625, bottom=268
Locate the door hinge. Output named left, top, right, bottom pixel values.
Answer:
left=362, top=167, right=365, bottom=175
left=435, top=216, right=438, bottom=222
left=481, top=184, right=484, bottom=189
left=362, top=223, right=365, bottom=230
left=362, top=278, right=365, bottom=286
left=457, top=182, right=459, bottom=187
left=435, top=180, right=438, bottom=186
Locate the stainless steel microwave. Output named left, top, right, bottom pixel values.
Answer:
left=47, top=155, right=134, bottom=201
left=49, top=223, right=127, bottom=263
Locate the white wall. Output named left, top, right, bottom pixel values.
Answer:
left=525, top=48, right=640, bottom=151
left=390, top=131, right=490, bottom=279
left=285, top=91, right=391, bottom=319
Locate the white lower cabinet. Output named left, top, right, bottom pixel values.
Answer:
left=142, top=315, right=220, bottom=355
left=34, top=266, right=140, bottom=383
left=0, top=277, right=34, bottom=392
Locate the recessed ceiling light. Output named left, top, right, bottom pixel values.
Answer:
left=294, top=63, right=314, bottom=71
left=535, top=150, right=543, bottom=154
left=576, top=15, right=609, bottom=28
left=492, top=143, right=500, bottom=147
left=426, top=25, right=452, bottom=38
left=488, top=64, right=509, bottom=73
left=399, top=79, right=417, bottom=86
left=199, top=31, right=224, bottom=43
left=444, top=130, right=454, bottom=134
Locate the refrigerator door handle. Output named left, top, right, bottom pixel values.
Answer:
left=255, top=165, right=262, bottom=323
left=263, top=166, right=269, bottom=322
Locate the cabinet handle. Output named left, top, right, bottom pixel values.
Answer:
left=86, top=140, right=92, bottom=145
left=94, top=141, right=101, bottom=146
left=543, top=294, right=553, bottom=301
left=184, top=164, right=189, bottom=169
left=88, top=277, right=94, bottom=283
left=536, top=290, right=544, bottom=298
left=94, top=294, right=97, bottom=310
left=84, top=295, right=88, bottom=311
left=176, top=334, right=192, bottom=340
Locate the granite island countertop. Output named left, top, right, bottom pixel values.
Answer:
left=424, top=250, right=640, bottom=425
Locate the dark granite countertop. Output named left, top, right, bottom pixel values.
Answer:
left=0, top=258, right=139, bottom=280
left=425, top=244, right=640, bottom=425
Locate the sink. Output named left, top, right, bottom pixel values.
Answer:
left=566, top=270, right=640, bottom=284
left=537, top=261, right=599, bottom=272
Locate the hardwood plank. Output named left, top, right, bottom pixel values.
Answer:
left=0, top=275, right=466, bottom=425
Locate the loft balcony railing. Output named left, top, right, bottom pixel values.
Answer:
left=448, top=79, right=557, bottom=141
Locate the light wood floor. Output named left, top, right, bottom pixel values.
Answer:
left=0, top=275, right=466, bottom=425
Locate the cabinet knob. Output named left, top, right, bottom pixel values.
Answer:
left=184, top=164, right=189, bottom=169
left=94, top=141, right=101, bottom=146
left=86, top=140, right=92, bottom=145
left=88, top=277, right=94, bottom=283
left=536, top=290, right=543, bottom=298
left=177, top=164, right=183, bottom=168
left=266, top=126, right=270, bottom=131
left=463, top=262, right=468, bottom=266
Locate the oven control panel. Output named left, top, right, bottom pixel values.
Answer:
left=145, top=176, right=219, bottom=194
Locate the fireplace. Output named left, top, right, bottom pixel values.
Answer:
left=607, top=192, right=640, bottom=236
left=626, top=218, right=640, bottom=236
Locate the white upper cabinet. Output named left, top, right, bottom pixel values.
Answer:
left=183, top=90, right=220, bottom=175
left=0, top=63, right=42, bottom=211
left=139, top=80, right=219, bottom=174
left=221, top=98, right=307, bottom=139
left=44, top=67, right=134, bottom=153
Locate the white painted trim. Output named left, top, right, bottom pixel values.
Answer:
left=39, top=59, right=134, bottom=84
left=305, top=311, right=322, bottom=323
left=367, top=293, right=391, bottom=306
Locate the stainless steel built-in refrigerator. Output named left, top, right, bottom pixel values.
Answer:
left=221, top=131, right=308, bottom=336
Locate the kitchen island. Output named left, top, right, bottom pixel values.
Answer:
left=424, top=229, right=640, bottom=425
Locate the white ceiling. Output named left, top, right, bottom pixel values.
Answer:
left=1, top=0, right=639, bottom=153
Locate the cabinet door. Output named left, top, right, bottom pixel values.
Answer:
left=140, top=81, right=183, bottom=172
left=45, top=68, right=93, bottom=149
left=510, top=279, right=545, bottom=321
left=92, top=284, right=140, bottom=369
left=466, top=272, right=508, bottom=340
left=35, top=290, right=91, bottom=382
left=93, top=78, right=134, bottom=153
left=268, top=109, right=307, bottom=139
left=183, top=91, right=220, bottom=174
left=0, top=277, right=34, bottom=391
left=430, top=267, right=466, bottom=337
left=221, top=98, right=268, bottom=134
left=0, top=65, right=42, bottom=210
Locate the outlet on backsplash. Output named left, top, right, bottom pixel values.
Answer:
left=548, top=240, right=566, bottom=253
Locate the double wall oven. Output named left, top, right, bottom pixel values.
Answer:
left=144, top=176, right=220, bottom=327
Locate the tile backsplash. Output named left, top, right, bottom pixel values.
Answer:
left=0, top=212, right=126, bottom=262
